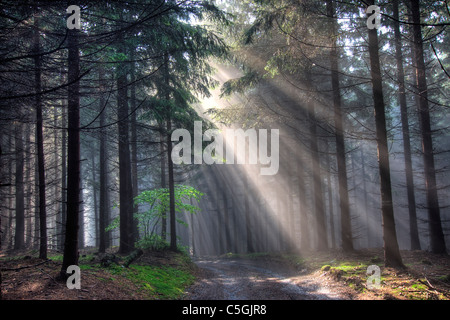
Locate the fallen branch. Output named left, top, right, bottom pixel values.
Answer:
left=36, top=267, right=59, bottom=285
left=123, top=249, right=143, bottom=268
left=418, top=277, right=450, bottom=298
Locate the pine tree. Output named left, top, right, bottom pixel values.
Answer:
left=366, top=0, right=403, bottom=268
left=61, top=21, right=81, bottom=277
left=326, top=0, right=353, bottom=252
left=410, top=0, right=447, bottom=254
left=392, top=0, right=420, bottom=251
left=34, top=12, right=47, bottom=260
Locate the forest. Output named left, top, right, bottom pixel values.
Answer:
left=0, top=0, right=449, bottom=301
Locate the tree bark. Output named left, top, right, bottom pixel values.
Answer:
left=34, top=14, right=47, bottom=259
left=190, top=197, right=196, bottom=256
left=410, top=0, right=446, bottom=254
left=98, top=66, right=110, bottom=253
left=367, top=0, right=404, bottom=268
left=130, top=48, right=139, bottom=243
left=163, top=53, right=177, bottom=251
left=360, top=148, right=370, bottom=247
left=60, top=95, right=67, bottom=252
left=78, top=182, right=84, bottom=249
left=61, top=24, right=81, bottom=276
left=0, top=137, right=2, bottom=251
left=325, top=141, right=336, bottom=250
left=222, top=179, right=231, bottom=253
left=326, top=0, right=353, bottom=252
left=287, top=169, right=296, bottom=253
left=14, top=121, right=25, bottom=250
left=307, top=86, right=328, bottom=251
left=91, top=152, right=98, bottom=247
left=24, top=121, right=33, bottom=248
left=160, top=127, right=167, bottom=241
left=167, top=116, right=177, bottom=251
left=393, top=0, right=421, bottom=251
left=117, top=28, right=134, bottom=255
left=216, top=176, right=224, bottom=255
left=52, top=104, right=59, bottom=250
left=243, top=171, right=254, bottom=253
left=298, top=157, right=310, bottom=251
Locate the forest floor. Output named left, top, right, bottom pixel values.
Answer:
left=186, top=248, right=450, bottom=300
left=0, top=247, right=196, bottom=300
left=286, top=248, right=450, bottom=300
left=1, top=248, right=449, bottom=300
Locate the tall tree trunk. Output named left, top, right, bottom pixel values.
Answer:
left=78, top=183, right=84, bottom=249
left=326, top=0, right=353, bottom=252
left=288, top=170, right=296, bottom=252
left=360, top=147, right=370, bottom=247
left=160, top=127, right=167, bottom=241
left=14, top=121, right=25, bottom=250
left=393, top=0, right=421, bottom=251
left=367, top=0, right=403, bottom=268
left=350, top=151, right=361, bottom=248
left=0, top=138, right=2, bottom=250
left=60, top=96, right=67, bottom=252
left=98, top=66, right=110, bottom=253
left=298, top=157, right=310, bottom=251
left=307, top=91, right=328, bottom=251
left=167, top=115, right=177, bottom=251
left=223, top=181, right=230, bottom=253
left=130, top=49, right=139, bottom=243
left=33, top=135, right=39, bottom=250
left=216, top=178, right=224, bottom=255
left=231, top=196, right=238, bottom=253
left=2, top=134, right=14, bottom=249
left=410, top=0, right=446, bottom=254
left=163, top=53, right=177, bottom=251
left=7, top=134, right=14, bottom=250
left=52, top=105, right=59, bottom=250
left=34, top=14, right=47, bottom=260
left=25, top=121, right=33, bottom=248
left=117, top=29, right=134, bottom=254
left=91, top=152, right=98, bottom=247
left=61, top=24, right=81, bottom=276
left=243, top=171, right=254, bottom=253
left=190, top=197, right=196, bottom=256
left=325, top=141, right=336, bottom=250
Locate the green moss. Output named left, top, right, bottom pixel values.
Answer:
left=48, top=254, right=63, bottom=262
left=348, top=282, right=357, bottom=290
left=103, top=258, right=194, bottom=300
left=108, top=264, right=194, bottom=299
left=321, top=265, right=331, bottom=272
left=79, top=264, right=94, bottom=270
left=411, top=283, right=428, bottom=291
left=80, top=254, right=96, bottom=262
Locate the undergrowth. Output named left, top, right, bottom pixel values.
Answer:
left=105, top=263, right=195, bottom=299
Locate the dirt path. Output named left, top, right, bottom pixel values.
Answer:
left=184, top=258, right=348, bottom=300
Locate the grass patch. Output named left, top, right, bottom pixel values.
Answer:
left=321, top=265, right=331, bottom=272
left=43, top=249, right=197, bottom=300
left=304, top=250, right=450, bottom=300
left=48, top=253, right=63, bottom=262
left=106, top=264, right=194, bottom=299
left=48, top=253, right=95, bottom=266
